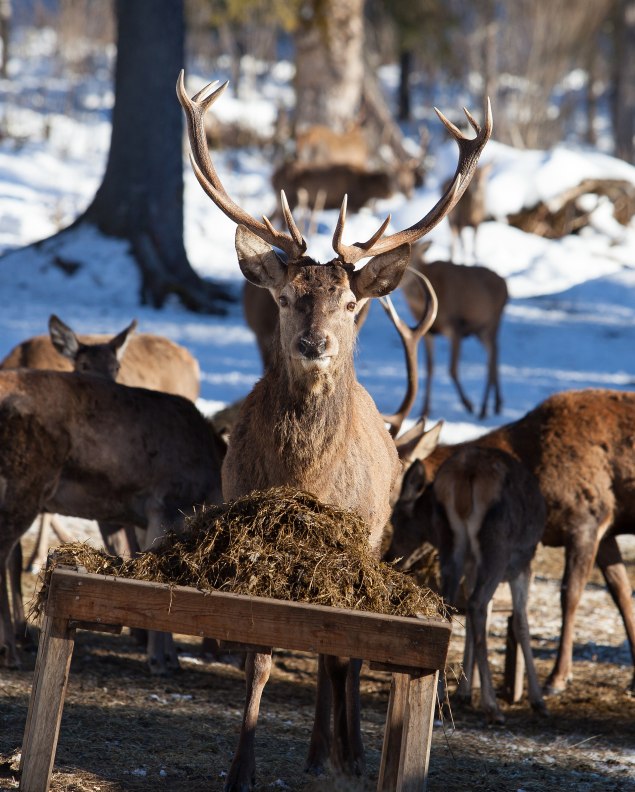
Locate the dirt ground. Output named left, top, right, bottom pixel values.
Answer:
left=1, top=530, right=634, bottom=792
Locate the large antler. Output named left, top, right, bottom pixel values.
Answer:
left=380, top=268, right=438, bottom=437
left=333, top=100, right=493, bottom=266
left=177, top=71, right=306, bottom=260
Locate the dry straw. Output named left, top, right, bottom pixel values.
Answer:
left=35, top=487, right=447, bottom=621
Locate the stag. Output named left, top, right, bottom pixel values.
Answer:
left=0, top=369, right=225, bottom=671
left=178, top=71, right=491, bottom=790
left=388, top=388, right=635, bottom=697
left=400, top=240, right=508, bottom=419
left=387, top=445, right=547, bottom=722
left=444, top=161, right=492, bottom=262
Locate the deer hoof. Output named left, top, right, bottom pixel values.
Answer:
left=485, top=708, right=505, bottom=726
left=531, top=700, right=549, bottom=718
left=542, top=675, right=570, bottom=696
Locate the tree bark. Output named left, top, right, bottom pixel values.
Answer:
left=613, top=0, right=635, bottom=163
left=293, top=0, right=364, bottom=133
left=81, top=0, right=231, bottom=313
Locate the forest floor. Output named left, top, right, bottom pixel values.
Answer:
left=1, top=534, right=634, bottom=792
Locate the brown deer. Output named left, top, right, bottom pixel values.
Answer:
left=445, top=162, right=493, bottom=262
left=0, top=368, right=226, bottom=671
left=1, top=317, right=200, bottom=401
left=401, top=240, right=508, bottom=419
left=388, top=388, right=635, bottom=698
left=2, top=315, right=201, bottom=605
left=387, top=445, right=547, bottom=723
left=178, top=71, right=491, bottom=790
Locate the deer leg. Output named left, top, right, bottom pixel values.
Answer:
left=0, top=554, right=21, bottom=668
left=225, top=650, right=272, bottom=792
left=422, top=334, right=434, bottom=418
left=8, top=542, right=29, bottom=646
left=478, top=329, right=502, bottom=419
left=325, top=655, right=349, bottom=772
left=345, top=658, right=364, bottom=775
left=465, top=562, right=503, bottom=723
left=140, top=514, right=180, bottom=675
left=99, top=521, right=139, bottom=559
left=448, top=331, right=474, bottom=414
left=544, top=520, right=606, bottom=695
left=595, top=535, right=635, bottom=693
left=508, top=567, right=547, bottom=716
left=25, top=513, right=51, bottom=572
left=306, top=654, right=332, bottom=775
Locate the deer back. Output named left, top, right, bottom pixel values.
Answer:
left=419, top=389, right=635, bottom=547
left=402, top=256, right=508, bottom=336
left=0, top=369, right=223, bottom=528
left=0, top=332, right=200, bottom=401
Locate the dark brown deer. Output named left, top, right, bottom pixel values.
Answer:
left=445, top=162, right=493, bottom=262
left=387, top=445, right=547, bottom=722
left=388, top=388, right=635, bottom=698
left=2, top=316, right=202, bottom=627
left=0, top=369, right=226, bottom=671
left=178, top=71, right=491, bottom=790
left=401, top=241, right=508, bottom=419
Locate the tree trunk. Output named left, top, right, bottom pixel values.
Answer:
left=0, top=0, right=10, bottom=79
left=81, top=0, right=231, bottom=312
left=613, top=0, right=635, bottom=163
left=398, top=49, right=412, bottom=122
left=293, top=0, right=364, bottom=133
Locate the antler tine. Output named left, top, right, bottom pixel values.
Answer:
left=333, top=195, right=392, bottom=266
left=380, top=271, right=438, bottom=437
left=280, top=190, right=306, bottom=250
left=335, top=97, right=493, bottom=266
left=177, top=70, right=306, bottom=260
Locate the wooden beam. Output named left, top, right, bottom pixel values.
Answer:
left=396, top=671, right=438, bottom=792
left=45, top=568, right=451, bottom=670
left=19, top=615, right=75, bottom=792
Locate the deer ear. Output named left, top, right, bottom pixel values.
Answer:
left=49, top=314, right=80, bottom=361
left=109, top=319, right=137, bottom=361
left=235, top=225, right=287, bottom=290
left=400, top=459, right=429, bottom=502
left=351, top=243, right=411, bottom=299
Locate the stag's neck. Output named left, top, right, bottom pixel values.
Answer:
left=265, top=354, right=357, bottom=469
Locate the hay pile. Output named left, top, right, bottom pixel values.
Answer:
left=36, top=488, right=446, bottom=620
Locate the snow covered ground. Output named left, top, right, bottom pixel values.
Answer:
left=1, top=26, right=634, bottom=449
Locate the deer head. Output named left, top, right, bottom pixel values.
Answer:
left=48, top=315, right=138, bottom=380
left=177, top=72, right=492, bottom=394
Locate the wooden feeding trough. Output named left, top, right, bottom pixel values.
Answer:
left=19, top=565, right=451, bottom=792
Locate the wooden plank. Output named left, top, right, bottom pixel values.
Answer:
left=377, top=673, right=408, bottom=791
left=45, top=568, right=451, bottom=670
left=19, top=615, right=75, bottom=792
left=396, top=671, right=438, bottom=792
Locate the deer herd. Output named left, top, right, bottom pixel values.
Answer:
left=0, top=72, right=633, bottom=791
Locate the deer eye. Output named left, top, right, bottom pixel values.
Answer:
left=346, top=301, right=357, bottom=312
left=279, top=295, right=288, bottom=307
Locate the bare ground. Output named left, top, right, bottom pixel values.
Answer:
left=1, top=531, right=634, bottom=792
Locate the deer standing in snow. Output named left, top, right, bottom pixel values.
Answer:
left=387, top=444, right=548, bottom=722
left=400, top=240, right=508, bottom=419
left=178, top=71, right=491, bottom=790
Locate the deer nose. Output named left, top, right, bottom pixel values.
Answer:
left=298, top=335, right=327, bottom=359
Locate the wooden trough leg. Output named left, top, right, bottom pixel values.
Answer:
left=19, top=614, right=76, bottom=792
left=377, top=669, right=438, bottom=792
left=503, top=615, right=525, bottom=703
